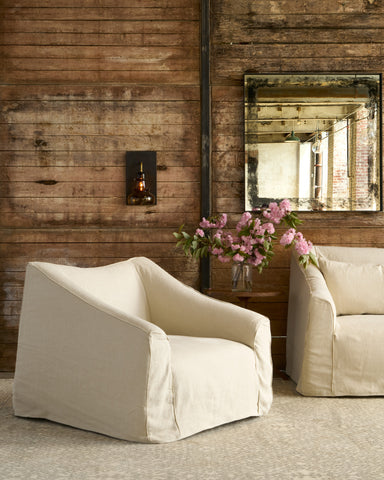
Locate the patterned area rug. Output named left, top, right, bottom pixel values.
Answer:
left=1, top=378, right=383, bottom=480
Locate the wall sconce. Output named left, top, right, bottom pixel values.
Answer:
left=126, top=151, right=157, bottom=205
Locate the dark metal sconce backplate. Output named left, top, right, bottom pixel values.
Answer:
left=125, top=151, right=157, bottom=205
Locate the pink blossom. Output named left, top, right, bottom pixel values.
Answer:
left=238, top=237, right=253, bottom=255
left=248, top=251, right=265, bottom=266
left=222, top=232, right=240, bottom=250
left=251, top=218, right=261, bottom=231
left=213, top=230, right=222, bottom=241
left=216, top=213, right=228, bottom=229
left=295, top=238, right=313, bottom=256
left=263, top=222, right=275, bottom=234
left=280, top=228, right=296, bottom=246
left=254, top=225, right=266, bottom=237
left=263, top=201, right=291, bottom=224
left=279, top=199, right=292, bottom=215
left=263, top=202, right=280, bottom=223
left=176, top=200, right=314, bottom=273
left=199, top=217, right=212, bottom=228
left=200, top=214, right=227, bottom=229
left=233, top=253, right=244, bottom=262
left=236, top=211, right=252, bottom=231
left=240, top=245, right=253, bottom=255
left=255, top=236, right=265, bottom=245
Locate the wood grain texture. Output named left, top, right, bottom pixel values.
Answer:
left=0, top=1, right=200, bottom=371
left=0, top=7, right=199, bottom=21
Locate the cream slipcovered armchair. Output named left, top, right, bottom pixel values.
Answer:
left=287, top=245, right=384, bottom=397
left=13, top=257, right=273, bottom=443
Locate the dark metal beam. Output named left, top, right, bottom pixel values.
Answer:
left=200, top=0, right=211, bottom=291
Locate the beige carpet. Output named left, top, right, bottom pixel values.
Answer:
left=1, top=378, right=383, bottom=480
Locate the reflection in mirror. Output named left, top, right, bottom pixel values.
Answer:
left=244, top=74, right=382, bottom=211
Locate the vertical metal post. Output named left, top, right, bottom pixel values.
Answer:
left=314, top=152, right=323, bottom=200
left=200, top=0, right=211, bottom=291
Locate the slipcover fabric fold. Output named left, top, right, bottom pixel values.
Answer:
left=13, top=257, right=273, bottom=442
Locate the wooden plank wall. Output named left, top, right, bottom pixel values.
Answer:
left=0, top=1, right=201, bottom=372
left=210, top=0, right=384, bottom=372
left=3, top=0, right=384, bottom=375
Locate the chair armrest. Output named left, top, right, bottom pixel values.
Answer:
left=305, top=264, right=336, bottom=315
left=135, top=258, right=269, bottom=349
left=286, top=254, right=336, bottom=395
left=14, top=263, right=177, bottom=442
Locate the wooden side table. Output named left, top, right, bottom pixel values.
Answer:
left=204, top=289, right=282, bottom=309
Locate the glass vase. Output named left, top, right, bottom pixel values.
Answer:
left=231, top=262, right=252, bottom=292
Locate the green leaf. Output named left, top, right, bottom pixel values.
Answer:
left=309, top=251, right=319, bottom=268
left=214, top=237, right=223, bottom=247
left=299, top=254, right=312, bottom=269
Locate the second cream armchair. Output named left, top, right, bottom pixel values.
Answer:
left=287, top=246, right=384, bottom=397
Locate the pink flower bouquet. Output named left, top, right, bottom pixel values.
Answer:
left=173, top=199, right=318, bottom=273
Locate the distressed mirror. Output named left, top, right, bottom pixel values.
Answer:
left=244, top=74, right=382, bottom=211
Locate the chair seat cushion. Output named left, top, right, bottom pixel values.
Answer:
left=333, top=315, right=384, bottom=395
left=168, top=335, right=260, bottom=438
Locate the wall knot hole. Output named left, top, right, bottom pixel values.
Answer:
left=34, top=138, right=48, bottom=148
left=36, top=180, right=58, bottom=185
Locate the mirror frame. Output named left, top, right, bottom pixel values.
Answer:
left=244, top=73, right=383, bottom=212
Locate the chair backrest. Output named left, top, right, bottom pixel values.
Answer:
left=315, top=245, right=384, bottom=265
left=29, top=260, right=151, bottom=321
left=313, top=245, right=384, bottom=315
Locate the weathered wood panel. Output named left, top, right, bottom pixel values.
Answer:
left=1, top=101, right=200, bottom=124
left=0, top=71, right=199, bottom=84
left=1, top=181, right=199, bottom=199
left=0, top=32, right=197, bottom=47
left=0, top=0, right=199, bottom=6
left=0, top=2, right=201, bottom=372
left=0, top=166, right=200, bottom=182
left=0, top=213, right=199, bottom=229
left=0, top=20, right=198, bottom=36
left=214, top=0, right=383, bottom=14
left=211, top=0, right=384, bottom=374
left=1, top=150, right=200, bottom=167
left=0, top=7, right=199, bottom=21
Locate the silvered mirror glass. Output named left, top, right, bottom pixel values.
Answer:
left=244, top=74, right=382, bottom=211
